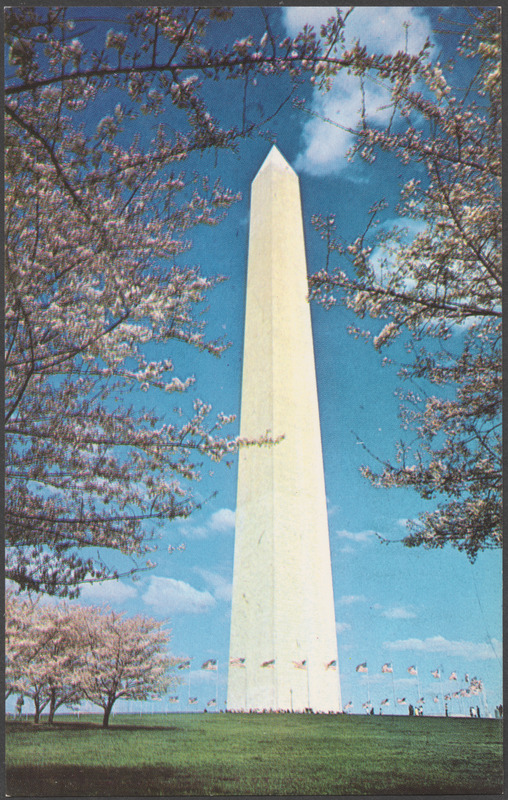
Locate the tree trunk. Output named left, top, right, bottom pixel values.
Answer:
left=34, top=699, right=41, bottom=724
left=102, top=703, right=113, bottom=728
left=47, top=691, right=57, bottom=724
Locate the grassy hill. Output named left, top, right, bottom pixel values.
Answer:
left=6, top=712, right=503, bottom=796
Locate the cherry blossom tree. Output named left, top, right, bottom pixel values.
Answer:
left=6, top=586, right=177, bottom=726
left=303, top=8, right=501, bottom=559
left=5, top=7, right=342, bottom=596
left=5, top=589, right=84, bottom=723
left=77, top=605, right=174, bottom=728
left=5, top=587, right=32, bottom=702
left=7, top=6, right=498, bottom=591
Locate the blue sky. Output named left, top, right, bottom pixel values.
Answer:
left=9, top=6, right=501, bottom=717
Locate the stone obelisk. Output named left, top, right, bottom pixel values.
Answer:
left=227, top=146, right=341, bottom=713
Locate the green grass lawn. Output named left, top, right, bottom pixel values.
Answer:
left=5, top=712, right=503, bottom=796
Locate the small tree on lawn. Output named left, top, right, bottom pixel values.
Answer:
left=5, top=588, right=85, bottom=722
left=78, top=605, right=175, bottom=728
left=5, top=588, right=53, bottom=722
left=5, top=586, right=32, bottom=701
left=40, top=603, right=87, bottom=724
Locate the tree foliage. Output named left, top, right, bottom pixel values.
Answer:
left=5, top=7, right=345, bottom=596
left=6, top=588, right=86, bottom=722
left=78, top=606, right=173, bottom=728
left=5, top=586, right=176, bottom=727
left=6, top=6, right=499, bottom=595
left=304, top=8, right=501, bottom=559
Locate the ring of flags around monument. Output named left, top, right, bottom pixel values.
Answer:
left=170, top=655, right=342, bottom=709
left=341, top=663, right=487, bottom=715
left=166, top=656, right=487, bottom=713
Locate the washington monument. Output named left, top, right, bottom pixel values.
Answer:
left=227, top=146, right=341, bottom=713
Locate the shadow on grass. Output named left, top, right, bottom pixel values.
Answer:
left=7, top=762, right=502, bottom=798
left=6, top=765, right=221, bottom=797
left=7, top=720, right=181, bottom=733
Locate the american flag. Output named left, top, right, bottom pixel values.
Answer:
left=168, top=696, right=179, bottom=703
left=418, top=697, right=425, bottom=704
left=449, top=671, right=457, bottom=681
left=356, top=662, right=368, bottom=673
left=177, top=660, right=191, bottom=670
left=261, top=659, right=275, bottom=668
left=292, top=660, right=306, bottom=670
left=381, top=698, right=390, bottom=706
left=202, top=659, right=217, bottom=671
left=325, top=660, right=337, bottom=670
left=397, top=698, right=406, bottom=705
left=465, top=673, right=469, bottom=682
left=188, top=697, right=198, bottom=705
left=229, top=657, right=245, bottom=667
left=431, top=669, right=440, bottom=679
left=407, top=665, right=418, bottom=676
left=207, top=699, right=217, bottom=707
left=433, top=696, right=439, bottom=703
left=344, top=701, right=353, bottom=711
left=381, top=663, right=393, bottom=673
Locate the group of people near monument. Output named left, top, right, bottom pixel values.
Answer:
left=226, top=708, right=344, bottom=715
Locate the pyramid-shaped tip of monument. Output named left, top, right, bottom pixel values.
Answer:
left=255, top=144, right=296, bottom=177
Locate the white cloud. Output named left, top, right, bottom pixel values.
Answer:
left=339, top=594, right=367, bottom=605
left=178, top=522, right=208, bottom=539
left=384, top=635, right=502, bottom=660
left=282, top=6, right=337, bottom=36
left=283, top=6, right=431, bottom=51
left=339, top=545, right=355, bottom=554
left=193, top=567, right=232, bottom=602
left=283, top=7, right=434, bottom=175
left=381, top=606, right=417, bottom=620
left=368, top=217, right=426, bottom=288
left=336, top=529, right=375, bottom=544
left=142, top=576, right=215, bottom=615
left=336, top=621, right=352, bottom=634
left=78, top=580, right=138, bottom=605
left=209, top=508, right=236, bottom=532
left=179, top=507, right=235, bottom=539
left=326, top=497, right=340, bottom=517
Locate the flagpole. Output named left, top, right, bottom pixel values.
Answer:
left=216, top=659, right=219, bottom=712
left=275, top=659, right=278, bottom=711
left=188, top=668, right=191, bottom=707
left=439, top=666, right=445, bottom=716
left=306, top=660, right=310, bottom=711
left=391, top=671, right=396, bottom=709
left=482, top=684, right=488, bottom=718
left=417, top=670, right=421, bottom=705
left=367, top=669, right=370, bottom=704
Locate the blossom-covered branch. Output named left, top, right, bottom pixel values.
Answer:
left=304, top=8, right=501, bottom=559
left=7, top=6, right=331, bottom=595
